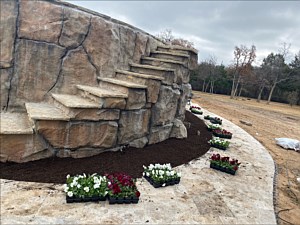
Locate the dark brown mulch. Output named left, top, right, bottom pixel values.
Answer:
left=0, top=111, right=211, bottom=184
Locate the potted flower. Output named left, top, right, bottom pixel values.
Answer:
left=204, top=115, right=212, bottom=120
left=106, top=173, right=140, bottom=204
left=190, top=105, right=203, bottom=115
left=213, top=128, right=233, bottom=139
left=208, top=137, right=230, bottom=150
left=210, top=153, right=240, bottom=175
left=207, top=124, right=222, bottom=132
left=64, top=173, right=108, bottom=203
left=143, top=163, right=181, bottom=188
left=210, top=117, right=222, bottom=125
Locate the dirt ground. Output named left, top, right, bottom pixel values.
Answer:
left=193, top=91, right=300, bottom=225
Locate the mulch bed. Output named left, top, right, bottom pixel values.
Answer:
left=0, top=111, right=211, bottom=184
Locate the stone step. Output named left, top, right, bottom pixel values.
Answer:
left=142, top=57, right=190, bottom=84
left=76, top=85, right=127, bottom=109
left=25, top=103, right=70, bottom=121
left=97, top=77, right=147, bottom=89
left=0, top=112, right=52, bottom=163
left=142, top=56, right=186, bottom=66
left=51, top=93, right=120, bottom=121
left=150, top=50, right=190, bottom=63
left=97, top=77, right=147, bottom=110
left=0, top=112, right=33, bottom=134
left=52, top=93, right=100, bottom=109
left=115, top=69, right=163, bottom=81
left=130, top=63, right=175, bottom=85
left=157, top=45, right=198, bottom=55
left=115, top=70, right=163, bottom=103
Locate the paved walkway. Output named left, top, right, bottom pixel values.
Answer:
left=0, top=103, right=276, bottom=224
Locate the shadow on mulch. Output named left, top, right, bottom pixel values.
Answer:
left=0, top=111, right=211, bottom=184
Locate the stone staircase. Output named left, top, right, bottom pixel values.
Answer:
left=0, top=45, right=197, bottom=163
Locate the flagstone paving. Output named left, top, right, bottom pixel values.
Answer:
left=0, top=103, right=276, bottom=224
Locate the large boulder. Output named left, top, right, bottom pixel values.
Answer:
left=8, top=39, right=65, bottom=110
left=35, top=120, right=118, bottom=149
left=118, top=109, right=151, bottom=144
left=83, top=16, right=120, bottom=77
left=176, top=83, right=192, bottom=120
left=170, top=119, right=187, bottom=139
left=0, top=0, right=17, bottom=68
left=0, top=68, right=12, bottom=110
left=0, top=134, right=53, bottom=163
left=59, top=8, right=90, bottom=49
left=148, top=124, right=173, bottom=145
left=19, top=0, right=63, bottom=43
left=56, top=46, right=97, bottom=94
left=151, top=85, right=180, bottom=126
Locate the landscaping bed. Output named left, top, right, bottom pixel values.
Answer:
left=0, top=111, right=211, bottom=184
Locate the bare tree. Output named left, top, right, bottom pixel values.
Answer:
left=157, top=29, right=195, bottom=49
left=156, top=29, right=174, bottom=44
left=230, top=45, right=256, bottom=99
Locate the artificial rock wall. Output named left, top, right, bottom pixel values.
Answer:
left=0, top=0, right=197, bottom=162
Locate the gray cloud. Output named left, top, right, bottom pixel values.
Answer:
left=66, top=1, right=300, bottom=65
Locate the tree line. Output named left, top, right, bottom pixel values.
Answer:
left=190, top=44, right=300, bottom=106
left=156, top=30, right=299, bottom=106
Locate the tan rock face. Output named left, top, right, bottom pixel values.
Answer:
left=19, top=0, right=63, bottom=43
left=152, top=85, right=180, bottom=126
left=36, top=120, right=118, bottom=149
left=57, top=47, right=97, bottom=94
left=0, top=134, right=52, bottom=163
left=83, top=16, right=120, bottom=77
left=177, top=84, right=192, bottom=120
left=118, top=109, right=151, bottom=144
left=148, top=124, right=173, bottom=145
left=8, top=39, right=65, bottom=109
left=0, top=69, right=12, bottom=110
left=133, top=33, right=148, bottom=62
left=118, top=26, right=136, bottom=70
left=59, top=8, right=90, bottom=48
left=0, top=0, right=17, bottom=68
left=170, top=119, right=187, bottom=139
left=129, top=137, right=148, bottom=148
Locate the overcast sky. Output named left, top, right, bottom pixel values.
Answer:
left=67, top=1, right=300, bottom=66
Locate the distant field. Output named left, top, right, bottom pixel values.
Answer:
left=192, top=91, right=300, bottom=225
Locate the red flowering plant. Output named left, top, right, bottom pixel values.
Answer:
left=190, top=105, right=203, bottom=115
left=212, top=128, right=232, bottom=139
left=106, top=173, right=140, bottom=199
left=210, top=117, right=222, bottom=124
left=210, top=153, right=241, bottom=175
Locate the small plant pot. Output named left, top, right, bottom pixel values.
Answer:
left=66, top=195, right=106, bottom=203
left=210, top=143, right=227, bottom=150
left=144, top=176, right=180, bottom=188
left=210, top=163, right=236, bottom=175
left=210, top=119, right=222, bottom=125
left=191, top=109, right=203, bottom=115
left=108, top=196, right=139, bottom=205
left=213, top=132, right=232, bottom=139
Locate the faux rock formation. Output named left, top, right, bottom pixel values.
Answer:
left=0, top=0, right=17, bottom=68
left=0, top=0, right=198, bottom=162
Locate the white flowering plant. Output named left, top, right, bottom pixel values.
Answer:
left=63, top=173, right=108, bottom=199
left=208, top=137, right=230, bottom=149
left=143, top=163, right=181, bottom=185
